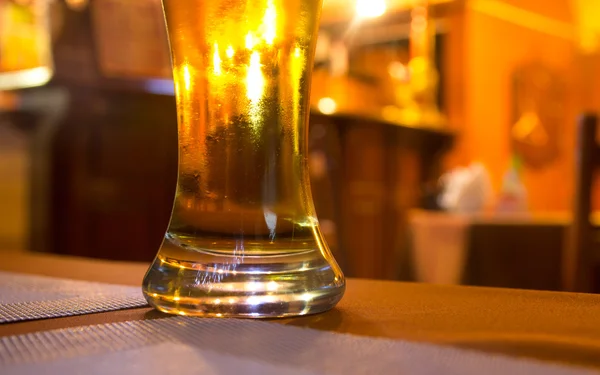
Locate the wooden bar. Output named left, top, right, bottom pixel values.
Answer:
left=2, top=251, right=600, bottom=369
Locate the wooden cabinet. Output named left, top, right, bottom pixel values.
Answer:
left=310, top=114, right=453, bottom=279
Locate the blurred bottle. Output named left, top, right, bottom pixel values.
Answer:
left=496, top=156, right=528, bottom=214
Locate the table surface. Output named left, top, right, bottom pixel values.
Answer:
left=2, top=251, right=600, bottom=369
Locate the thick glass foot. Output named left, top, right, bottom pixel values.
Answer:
left=142, top=236, right=345, bottom=318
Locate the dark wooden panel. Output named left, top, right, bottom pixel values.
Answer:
left=465, top=224, right=564, bottom=291
left=48, top=89, right=177, bottom=262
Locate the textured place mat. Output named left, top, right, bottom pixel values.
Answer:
left=0, top=272, right=147, bottom=323
left=1, top=316, right=597, bottom=375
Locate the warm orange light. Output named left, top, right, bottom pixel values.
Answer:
left=213, top=42, right=222, bottom=75
left=65, top=0, right=88, bottom=10
left=182, top=64, right=192, bottom=90
left=245, top=32, right=255, bottom=49
left=262, top=0, right=277, bottom=45
left=246, top=51, right=264, bottom=101
left=266, top=281, right=280, bottom=291
left=318, top=97, right=337, bottom=114
left=226, top=45, right=235, bottom=58
left=356, top=0, right=386, bottom=18
left=388, top=61, right=408, bottom=81
left=246, top=51, right=265, bottom=127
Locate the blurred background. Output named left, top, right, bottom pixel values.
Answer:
left=2, top=0, right=600, bottom=292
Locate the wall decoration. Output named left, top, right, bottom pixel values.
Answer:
left=511, top=61, right=565, bottom=169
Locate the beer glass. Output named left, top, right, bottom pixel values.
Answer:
left=143, top=0, right=345, bottom=317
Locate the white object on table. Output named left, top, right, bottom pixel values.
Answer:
left=409, top=211, right=470, bottom=285
left=438, top=162, right=493, bottom=214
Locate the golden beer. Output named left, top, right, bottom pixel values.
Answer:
left=143, top=0, right=345, bottom=317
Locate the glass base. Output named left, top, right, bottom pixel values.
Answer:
left=142, top=238, right=345, bottom=318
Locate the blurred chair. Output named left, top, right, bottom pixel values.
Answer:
left=563, top=114, right=600, bottom=293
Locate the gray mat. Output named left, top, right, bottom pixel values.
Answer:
left=1, top=316, right=597, bottom=375
left=0, top=272, right=147, bottom=323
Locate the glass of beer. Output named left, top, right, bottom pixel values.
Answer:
left=143, top=0, right=345, bottom=317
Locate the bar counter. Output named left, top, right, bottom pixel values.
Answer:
left=1, top=251, right=600, bottom=370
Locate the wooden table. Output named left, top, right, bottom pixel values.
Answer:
left=2, top=251, right=600, bottom=370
